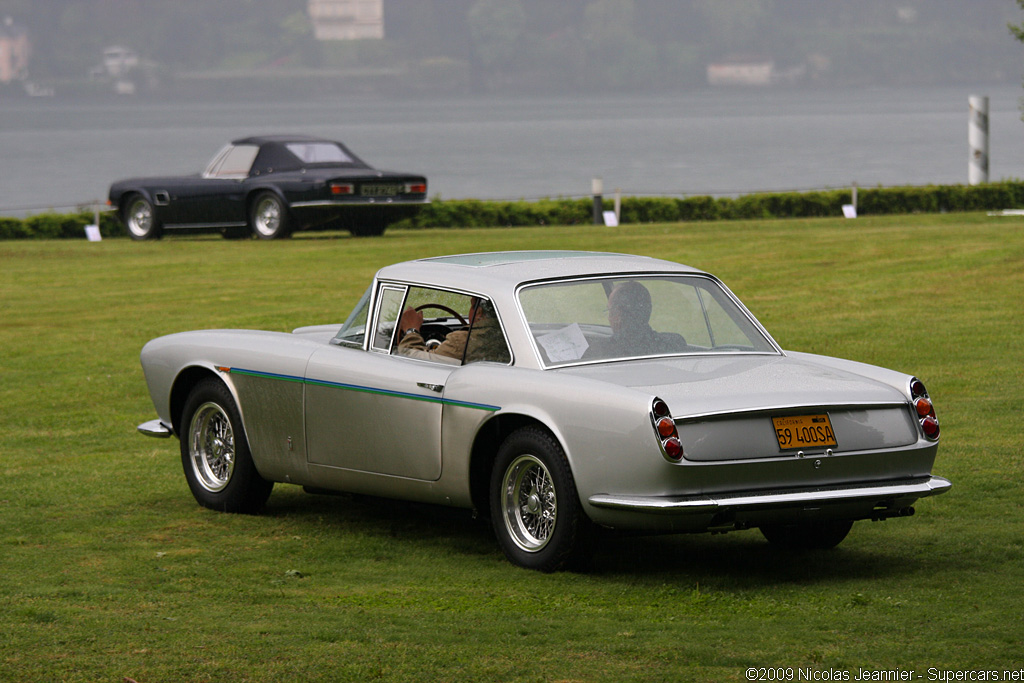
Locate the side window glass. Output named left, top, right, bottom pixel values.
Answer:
left=371, top=286, right=407, bottom=353
left=464, top=299, right=511, bottom=365
left=392, top=287, right=511, bottom=366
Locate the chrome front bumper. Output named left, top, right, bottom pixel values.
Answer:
left=588, top=476, right=951, bottom=515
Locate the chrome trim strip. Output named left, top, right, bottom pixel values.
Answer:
left=675, top=401, right=909, bottom=424
left=588, top=476, right=951, bottom=515
left=137, top=419, right=173, bottom=438
left=164, top=222, right=247, bottom=229
left=290, top=198, right=428, bottom=208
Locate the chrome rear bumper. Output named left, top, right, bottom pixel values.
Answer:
left=588, top=476, right=951, bottom=515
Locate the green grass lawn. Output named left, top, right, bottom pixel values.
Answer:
left=1, top=214, right=1022, bottom=682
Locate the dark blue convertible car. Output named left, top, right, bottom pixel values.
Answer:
left=108, top=135, right=428, bottom=240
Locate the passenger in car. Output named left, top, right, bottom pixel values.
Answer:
left=584, top=281, right=687, bottom=359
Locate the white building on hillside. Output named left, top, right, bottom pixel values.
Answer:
left=308, top=0, right=384, bottom=40
left=0, top=17, right=30, bottom=84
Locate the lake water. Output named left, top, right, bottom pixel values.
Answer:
left=2, top=83, right=1024, bottom=214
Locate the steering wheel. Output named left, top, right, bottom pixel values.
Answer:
left=415, top=303, right=468, bottom=326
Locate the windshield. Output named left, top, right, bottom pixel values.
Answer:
left=518, top=275, right=777, bottom=367
left=333, top=286, right=372, bottom=347
left=202, top=144, right=259, bottom=179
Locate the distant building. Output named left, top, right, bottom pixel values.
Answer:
left=706, top=57, right=774, bottom=86
left=102, top=46, right=139, bottom=78
left=308, top=0, right=384, bottom=40
left=0, top=17, right=30, bottom=84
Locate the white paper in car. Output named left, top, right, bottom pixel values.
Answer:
left=537, top=323, right=589, bottom=363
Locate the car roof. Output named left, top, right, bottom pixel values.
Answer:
left=230, top=134, right=339, bottom=147
left=375, top=251, right=705, bottom=292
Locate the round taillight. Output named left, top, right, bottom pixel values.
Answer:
left=663, top=437, right=684, bottom=461
left=910, top=378, right=928, bottom=399
left=921, top=416, right=940, bottom=440
left=652, top=399, right=671, bottom=418
left=656, top=416, right=676, bottom=438
left=915, top=397, right=934, bottom=417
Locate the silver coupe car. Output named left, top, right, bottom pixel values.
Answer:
left=137, top=251, right=949, bottom=571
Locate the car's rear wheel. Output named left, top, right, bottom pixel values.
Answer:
left=347, top=209, right=388, bottom=237
left=249, top=192, right=290, bottom=239
left=760, top=520, right=854, bottom=550
left=348, top=222, right=386, bottom=237
left=490, top=426, right=593, bottom=572
left=123, top=194, right=162, bottom=240
left=180, top=378, right=273, bottom=513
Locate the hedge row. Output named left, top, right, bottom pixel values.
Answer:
left=0, top=210, right=122, bottom=240
left=400, top=181, right=1024, bottom=229
left=3, top=181, right=1024, bottom=239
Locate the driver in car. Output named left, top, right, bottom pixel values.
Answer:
left=396, top=297, right=508, bottom=364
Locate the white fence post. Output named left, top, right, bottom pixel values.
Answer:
left=968, top=95, right=989, bottom=185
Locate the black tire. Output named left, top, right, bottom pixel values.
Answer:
left=249, top=191, right=290, bottom=239
left=123, top=194, right=162, bottom=240
left=347, top=222, right=386, bottom=237
left=760, top=520, right=854, bottom=550
left=221, top=225, right=251, bottom=240
left=179, top=378, right=273, bottom=513
left=489, top=426, right=593, bottom=572
left=347, top=209, right=387, bottom=237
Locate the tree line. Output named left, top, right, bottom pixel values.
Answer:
left=1, top=0, right=1019, bottom=93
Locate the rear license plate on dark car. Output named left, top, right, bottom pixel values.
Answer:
left=361, top=184, right=399, bottom=196
left=772, top=414, right=837, bottom=450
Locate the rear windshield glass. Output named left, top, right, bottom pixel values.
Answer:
left=518, top=275, right=777, bottom=367
left=285, top=142, right=354, bottom=164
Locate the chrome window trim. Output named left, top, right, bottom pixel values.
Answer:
left=369, top=284, right=409, bottom=354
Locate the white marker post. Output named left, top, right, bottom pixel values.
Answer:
left=969, top=95, right=989, bottom=185
left=85, top=201, right=102, bottom=241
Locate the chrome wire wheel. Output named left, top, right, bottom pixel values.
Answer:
left=501, top=454, right=557, bottom=553
left=187, top=401, right=236, bottom=493
left=125, top=197, right=155, bottom=238
left=251, top=194, right=284, bottom=238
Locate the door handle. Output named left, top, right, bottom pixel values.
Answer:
left=417, top=382, right=444, bottom=393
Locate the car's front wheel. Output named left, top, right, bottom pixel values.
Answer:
left=249, top=192, right=290, bottom=240
left=123, top=194, right=162, bottom=240
left=490, top=426, right=593, bottom=572
left=760, top=520, right=854, bottom=550
left=180, top=378, right=273, bottom=513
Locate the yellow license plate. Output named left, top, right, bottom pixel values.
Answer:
left=772, top=414, right=837, bottom=450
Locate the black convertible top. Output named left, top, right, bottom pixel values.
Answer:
left=235, top=135, right=371, bottom=175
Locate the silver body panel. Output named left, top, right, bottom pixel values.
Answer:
left=138, top=251, right=948, bottom=533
